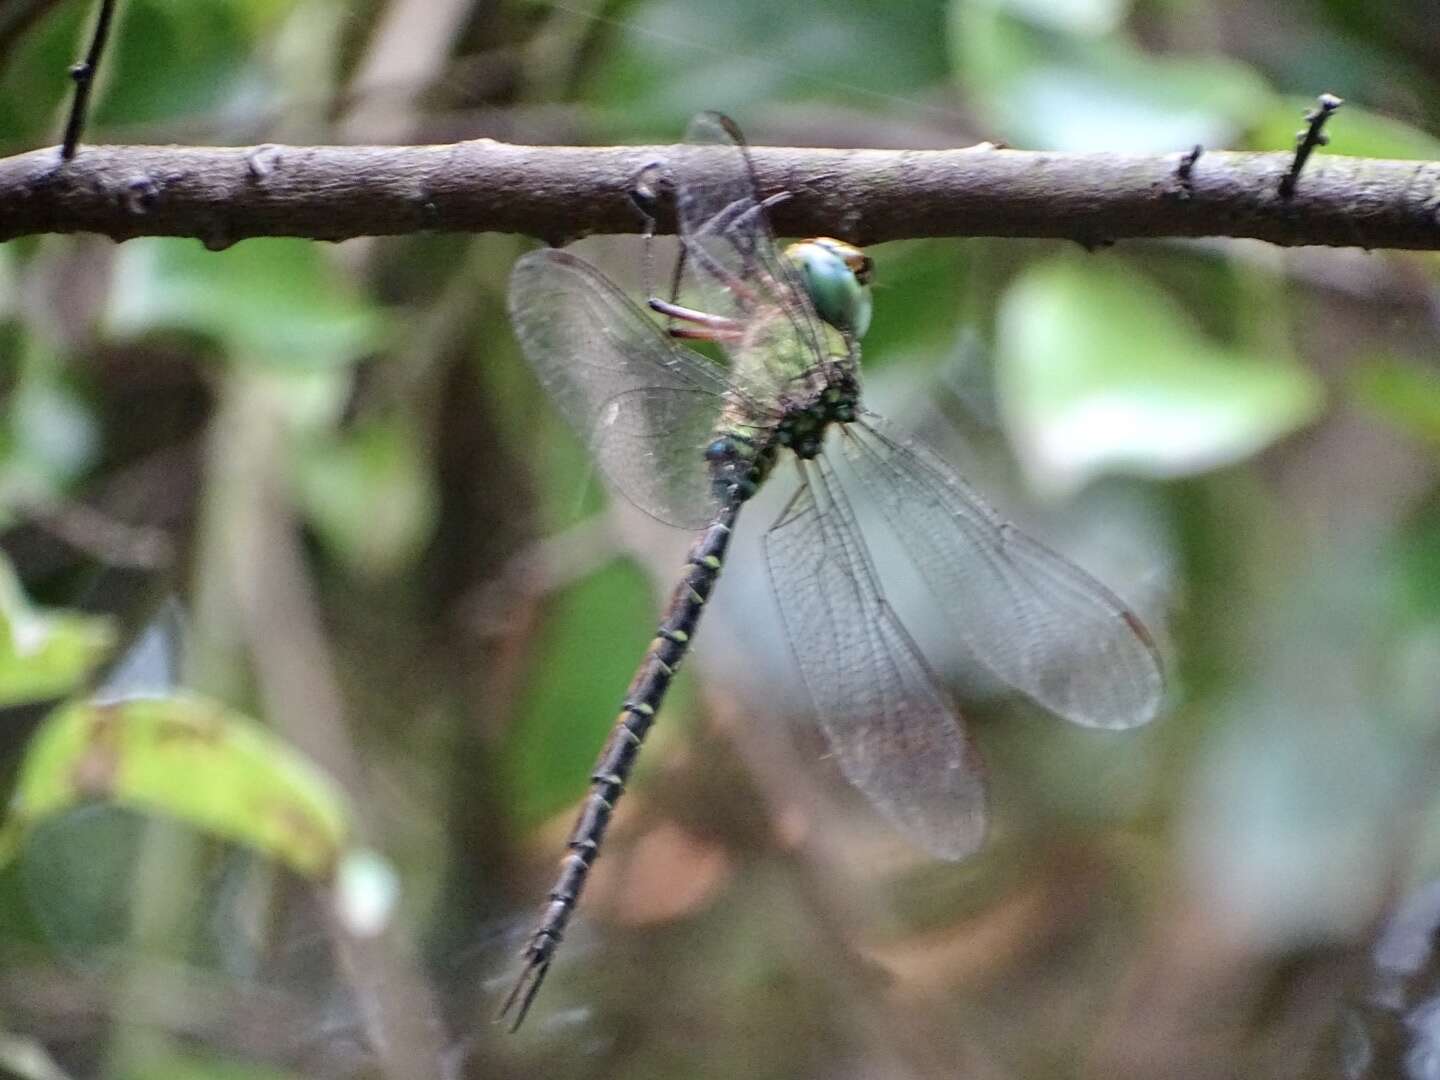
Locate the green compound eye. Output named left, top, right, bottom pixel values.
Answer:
left=784, top=238, right=873, bottom=339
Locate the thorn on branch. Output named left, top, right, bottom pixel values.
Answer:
left=1279, top=92, right=1343, bottom=198
left=245, top=144, right=284, bottom=180
left=121, top=174, right=159, bottom=214
left=199, top=220, right=236, bottom=252
left=629, top=160, right=667, bottom=232
left=59, top=0, right=121, bottom=161
left=1175, top=144, right=1203, bottom=197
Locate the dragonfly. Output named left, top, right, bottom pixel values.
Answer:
left=500, top=112, right=1163, bottom=1029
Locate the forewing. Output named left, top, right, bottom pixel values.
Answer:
left=842, top=417, right=1164, bottom=730
left=673, top=113, right=830, bottom=396
left=764, top=462, right=987, bottom=860
left=508, top=248, right=730, bottom=529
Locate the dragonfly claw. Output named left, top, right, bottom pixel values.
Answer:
left=497, top=952, right=553, bottom=1032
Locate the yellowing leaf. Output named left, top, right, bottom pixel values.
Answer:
left=0, top=556, right=114, bottom=707
left=0, top=695, right=350, bottom=879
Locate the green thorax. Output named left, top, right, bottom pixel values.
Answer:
left=705, top=236, right=872, bottom=505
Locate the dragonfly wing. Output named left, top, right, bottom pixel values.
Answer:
left=842, top=417, right=1164, bottom=730
left=508, top=248, right=731, bottom=530
left=591, top=386, right=760, bottom=530
left=764, top=461, right=987, bottom=861
left=672, top=113, right=831, bottom=396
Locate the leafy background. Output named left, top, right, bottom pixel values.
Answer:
left=2, top=0, right=1440, bottom=1077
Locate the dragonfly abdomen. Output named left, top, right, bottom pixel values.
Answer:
left=705, top=428, right=780, bottom=501
left=500, top=498, right=743, bottom=1027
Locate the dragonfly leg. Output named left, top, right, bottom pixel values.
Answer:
left=680, top=232, right=763, bottom=310
left=630, top=159, right=670, bottom=303
left=729, top=190, right=791, bottom=234
left=648, top=298, right=744, bottom=342
left=682, top=193, right=822, bottom=341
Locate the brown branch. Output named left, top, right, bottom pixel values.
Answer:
left=2, top=139, right=1439, bottom=250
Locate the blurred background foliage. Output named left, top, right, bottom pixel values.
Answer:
left=1, top=0, right=1440, bottom=1077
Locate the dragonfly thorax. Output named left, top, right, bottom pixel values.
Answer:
left=707, top=365, right=859, bottom=502
left=703, top=234, right=870, bottom=504
left=774, top=366, right=860, bottom=460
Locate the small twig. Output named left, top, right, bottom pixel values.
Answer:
left=16, top=492, right=174, bottom=569
left=59, top=0, right=120, bottom=161
left=1278, top=92, right=1343, bottom=198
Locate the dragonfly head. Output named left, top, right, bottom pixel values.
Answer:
left=784, top=237, right=873, bottom=340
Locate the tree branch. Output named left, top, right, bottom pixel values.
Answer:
left=3, top=139, right=1439, bottom=250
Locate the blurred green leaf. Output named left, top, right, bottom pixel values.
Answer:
left=992, top=0, right=1130, bottom=36
left=1185, top=553, right=1420, bottom=949
left=1248, top=96, right=1440, bottom=159
left=1396, top=499, right=1440, bottom=629
left=949, top=0, right=1275, bottom=149
left=17, top=804, right=156, bottom=959
left=1350, top=356, right=1440, bottom=446
left=2, top=363, right=99, bottom=497
left=0, top=6, right=86, bottom=148
left=0, top=555, right=114, bottom=706
left=292, top=413, right=437, bottom=578
left=1, top=264, right=100, bottom=505
left=94, top=0, right=245, bottom=129
left=0, top=694, right=350, bottom=878
left=119, top=1046, right=301, bottom=1080
left=588, top=0, right=950, bottom=134
left=864, top=240, right=969, bottom=366
left=0, top=242, right=15, bottom=322
left=106, top=239, right=384, bottom=369
left=996, top=256, right=1324, bottom=494
left=506, top=559, right=666, bottom=827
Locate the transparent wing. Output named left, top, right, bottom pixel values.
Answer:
left=764, top=460, right=987, bottom=860
left=841, top=416, right=1164, bottom=730
left=673, top=112, right=831, bottom=396
left=508, top=248, right=733, bottom=530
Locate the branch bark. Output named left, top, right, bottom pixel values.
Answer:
left=2, top=139, right=1439, bottom=250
